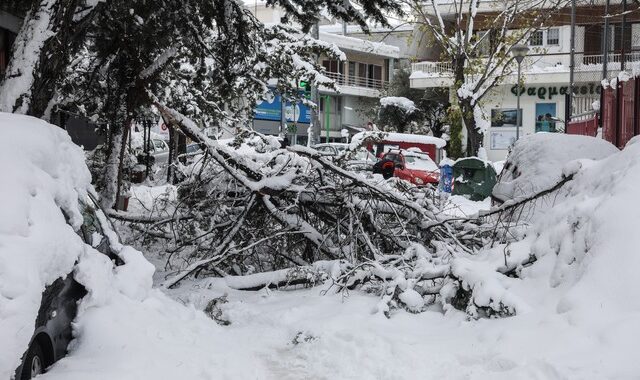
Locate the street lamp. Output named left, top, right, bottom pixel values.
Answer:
left=511, top=44, right=529, bottom=140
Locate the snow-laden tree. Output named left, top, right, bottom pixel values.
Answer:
left=375, top=68, right=449, bottom=136
left=52, top=0, right=401, bottom=208
left=378, top=96, right=419, bottom=133
left=406, top=0, right=569, bottom=155
left=0, top=0, right=104, bottom=116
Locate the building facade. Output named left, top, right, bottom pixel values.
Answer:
left=248, top=3, right=400, bottom=145
left=409, top=2, right=640, bottom=161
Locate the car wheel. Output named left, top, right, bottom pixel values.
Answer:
left=21, top=341, right=45, bottom=380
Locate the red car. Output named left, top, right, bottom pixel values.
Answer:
left=382, top=150, right=440, bottom=186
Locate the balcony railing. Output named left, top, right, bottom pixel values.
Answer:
left=411, top=52, right=640, bottom=77
left=411, top=61, right=453, bottom=75
left=582, top=51, right=640, bottom=66
left=324, top=71, right=385, bottom=90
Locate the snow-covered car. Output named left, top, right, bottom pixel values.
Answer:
left=492, top=134, right=618, bottom=203
left=0, top=113, right=129, bottom=380
left=177, top=143, right=203, bottom=164
left=312, top=143, right=349, bottom=157
left=381, top=149, right=440, bottom=186
left=344, top=149, right=378, bottom=172
left=14, top=196, right=119, bottom=380
left=148, top=138, right=170, bottom=164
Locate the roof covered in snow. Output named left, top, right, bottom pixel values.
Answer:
left=319, top=31, right=399, bottom=58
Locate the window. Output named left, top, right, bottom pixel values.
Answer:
left=153, top=139, right=166, bottom=151
left=547, top=28, right=559, bottom=45
left=322, top=60, right=342, bottom=74
left=632, top=23, right=640, bottom=49
left=476, top=31, right=490, bottom=56
left=348, top=62, right=356, bottom=85
left=529, top=31, right=543, bottom=46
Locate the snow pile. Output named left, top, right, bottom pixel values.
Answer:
left=0, top=113, right=92, bottom=377
left=379, top=96, right=417, bottom=113
left=492, top=133, right=618, bottom=202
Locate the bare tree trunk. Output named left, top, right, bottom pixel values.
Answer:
left=460, top=99, right=482, bottom=157
left=113, top=119, right=132, bottom=209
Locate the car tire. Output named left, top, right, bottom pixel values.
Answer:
left=21, top=341, right=45, bottom=380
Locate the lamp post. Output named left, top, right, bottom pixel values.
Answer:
left=510, top=44, right=529, bottom=141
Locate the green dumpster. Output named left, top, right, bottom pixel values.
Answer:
left=452, top=158, right=498, bottom=201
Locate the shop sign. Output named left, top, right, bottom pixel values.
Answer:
left=510, top=83, right=602, bottom=100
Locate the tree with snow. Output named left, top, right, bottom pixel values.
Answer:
left=406, top=0, right=569, bottom=155
left=378, top=96, right=419, bottom=133
left=1, top=0, right=403, bottom=209
left=376, top=67, right=449, bottom=136
left=0, top=0, right=104, bottom=116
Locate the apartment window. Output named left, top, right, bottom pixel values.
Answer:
left=529, top=31, right=543, bottom=46
left=322, top=60, right=342, bottom=74
left=547, top=28, right=559, bottom=45
left=632, top=23, right=640, bottom=49
left=348, top=62, right=356, bottom=85
left=476, top=31, right=490, bottom=56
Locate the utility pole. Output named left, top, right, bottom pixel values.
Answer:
left=621, top=0, right=627, bottom=71
left=309, top=22, right=321, bottom=146
left=602, top=0, right=611, bottom=81
left=568, top=0, right=576, bottom=124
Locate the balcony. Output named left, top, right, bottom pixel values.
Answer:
left=322, top=71, right=386, bottom=97
left=410, top=52, right=640, bottom=88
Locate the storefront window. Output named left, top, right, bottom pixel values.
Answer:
left=535, top=103, right=558, bottom=132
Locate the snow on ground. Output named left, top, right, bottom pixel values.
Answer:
left=39, top=274, right=639, bottom=380
left=4, top=114, right=640, bottom=379
left=441, top=195, right=490, bottom=217
left=128, top=184, right=177, bottom=214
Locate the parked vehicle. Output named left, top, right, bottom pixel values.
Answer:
left=312, top=143, right=349, bottom=157
left=148, top=138, right=170, bottom=164
left=381, top=149, right=440, bottom=186
left=14, top=195, right=120, bottom=380
left=177, top=143, right=203, bottom=164
left=0, top=113, right=125, bottom=380
left=344, top=149, right=378, bottom=172
left=351, top=131, right=446, bottom=162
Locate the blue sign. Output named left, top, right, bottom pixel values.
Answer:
left=439, top=164, right=453, bottom=194
left=254, top=90, right=310, bottom=124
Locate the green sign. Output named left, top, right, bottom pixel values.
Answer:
left=510, top=83, right=602, bottom=100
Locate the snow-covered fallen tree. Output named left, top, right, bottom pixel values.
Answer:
left=110, top=102, right=596, bottom=318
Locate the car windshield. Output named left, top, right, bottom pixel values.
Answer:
left=404, top=154, right=439, bottom=172
left=354, top=150, right=376, bottom=161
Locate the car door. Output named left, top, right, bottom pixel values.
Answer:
left=152, top=139, right=170, bottom=164
left=392, top=155, right=412, bottom=182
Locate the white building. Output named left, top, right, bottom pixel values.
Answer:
left=409, top=4, right=640, bottom=161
